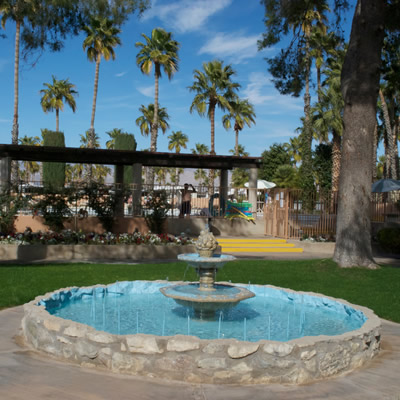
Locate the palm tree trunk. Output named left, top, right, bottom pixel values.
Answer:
left=331, top=131, right=341, bottom=191
left=90, top=55, right=101, bottom=147
left=235, top=128, right=239, bottom=156
left=151, top=67, right=160, bottom=152
left=379, top=89, right=396, bottom=178
left=209, top=103, right=216, bottom=193
left=11, top=19, right=21, bottom=184
left=56, top=109, right=60, bottom=132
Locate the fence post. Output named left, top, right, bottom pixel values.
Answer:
left=248, top=168, right=258, bottom=218
left=284, top=189, right=289, bottom=239
left=114, top=165, right=124, bottom=217
left=219, top=169, right=228, bottom=217
left=131, top=163, right=142, bottom=216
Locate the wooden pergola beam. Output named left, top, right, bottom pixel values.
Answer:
left=0, top=144, right=262, bottom=170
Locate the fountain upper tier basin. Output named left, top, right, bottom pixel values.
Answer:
left=177, top=253, right=236, bottom=269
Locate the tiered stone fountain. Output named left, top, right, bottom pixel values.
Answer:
left=160, top=226, right=254, bottom=318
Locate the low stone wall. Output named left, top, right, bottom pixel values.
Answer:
left=0, top=244, right=197, bottom=262
left=21, top=283, right=381, bottom=385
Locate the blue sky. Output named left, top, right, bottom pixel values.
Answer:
left=0, top=0, right=354, bottom=158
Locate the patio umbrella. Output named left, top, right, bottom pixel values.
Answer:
left=372, top=179, right=400, bottom=193
left=244, top=179, right=276, bottom=189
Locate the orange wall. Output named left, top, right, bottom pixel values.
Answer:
left=14, top=216, right=157, bottom=234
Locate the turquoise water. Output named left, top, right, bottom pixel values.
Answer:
left=41, top=281, right=367, bottom=342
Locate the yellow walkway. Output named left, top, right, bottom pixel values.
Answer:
left=217, top=238, right=304, bottom=253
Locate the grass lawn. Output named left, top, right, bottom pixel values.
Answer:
left=0, top=259, right=399, bottom=322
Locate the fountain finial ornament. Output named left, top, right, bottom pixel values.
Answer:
left=195, top=224, right=218, bottom=257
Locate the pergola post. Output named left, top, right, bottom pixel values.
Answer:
left=131, top=163, right=142, bottom=216
left=0, top=157, right=11, bottom=193
left=114, top=165, right=125, bottom=217
left=248, top=167, right=258, bottom=217
left=219, top=169, right=228, bottom=217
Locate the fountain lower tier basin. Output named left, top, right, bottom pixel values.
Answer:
left=160, top=283, right=255, bottom=318
left=21, top=281, right=381, bottom=385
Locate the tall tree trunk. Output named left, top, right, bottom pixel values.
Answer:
left=56, top=109, right=59, bottom=132
left=379, top=88, right=396, bottom=178
left=209, top=102, right=216, bottom=193
left=235, top=127, right=239, bottom=156
left=372, top=120, right=378, bottom=181
left=333, top=0, right=385, bottom=269
left=299, top=39, right=314, bottom=212
left=11, top=20, right=21, bottom=184
left=89, top=55, right=101, bottom=148
left=331, top=130, right=341, bottom=192
left=148, top=65, right=160, bottom=187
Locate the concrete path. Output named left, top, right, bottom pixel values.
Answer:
left=1, top=307, right=400, bottom=400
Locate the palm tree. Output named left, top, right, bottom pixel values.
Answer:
left=135, top=104, right=170, bottom=140
left=135, top=28, right=179, bottom=155
left=284, top=137, right=302, bottom=168
left=222, top=98, right=255, bottom=156
left=18, top=135, right=40, bottom=183
left=105, top=128, right=124, bottom=149
left=168, top=130, right=188, bottom=185
left=311, top=47, right=345, bottom=192
left=191, top=143, right=209, bottom=187
left=189, top=60, right=240, bottom=189
left=229, top=144, right=249, bottom=157
left=189, top=60, right=240, bottom=156
left=40, top=76, right=78, bottom=132
left=82, top=16, right=121, bottom=148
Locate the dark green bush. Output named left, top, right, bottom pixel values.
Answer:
left=0, top=188, right=27, bottom=234
left=114, top=133, right=137, bottom=185
left=144, top=190, right=171, bottom=234
left=377, top=227, right=400, bottom=253
left=32, top=188, right=72, bottom=232
left=42, top=129, right=66, bottom=188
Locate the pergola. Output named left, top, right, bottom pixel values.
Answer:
left=0, top=144, right=262, bottom=215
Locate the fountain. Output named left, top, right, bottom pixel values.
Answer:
left=20, top=227, right=382, bottom=384
left=160, top=225, right=254, bottom=318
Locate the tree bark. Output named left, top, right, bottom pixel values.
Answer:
left=209, top=101, right=216, bottom=193
left=11, top=20, right=21, bottom=184
left=333, top=0, right=385, bottom=268
left=90, top=55, right=101, bottom=147
left=56, top=109, right=60, bottom=132
left=331, top=130, right=341, bottom=192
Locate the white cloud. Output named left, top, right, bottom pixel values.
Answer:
left=115, top=71, right=127, bottom=78
left=243, top=72, right=303, bottom=111
left=198, top=32, right=260, bottom=63
left=143, top=0, right=232, bottom=33
left=0, top=118, right=10, bottom=123
left=137, top=85, right=154, bottom=98
left=242, top=72, right=274, bottom=105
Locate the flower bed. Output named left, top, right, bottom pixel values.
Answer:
left=0, top=229, right=194, bottom=246
left=0, top=230, right=197, bottom=262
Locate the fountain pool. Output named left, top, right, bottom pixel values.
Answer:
left=22, top=280, right=381, bottom=384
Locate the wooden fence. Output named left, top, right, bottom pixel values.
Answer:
left=264, top=189, right=400, bottom=239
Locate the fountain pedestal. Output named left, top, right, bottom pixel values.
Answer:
left=160, top=253, right=255, bottom=319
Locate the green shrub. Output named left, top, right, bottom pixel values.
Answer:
left=31, top=188, right=72, bottom=232
left=114, top=133, right=137, bottom=185
left=377, top=227, right=400, bottom=253
left=42, top=129, right=66, bottom=188
left=0, top=188, right=27, bottom=234
left=144, top=190, right=171, bottom=234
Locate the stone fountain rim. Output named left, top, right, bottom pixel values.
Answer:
left=21, top=280, right=381, bottom=385
left=23, top=280, right=380, bottom=344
